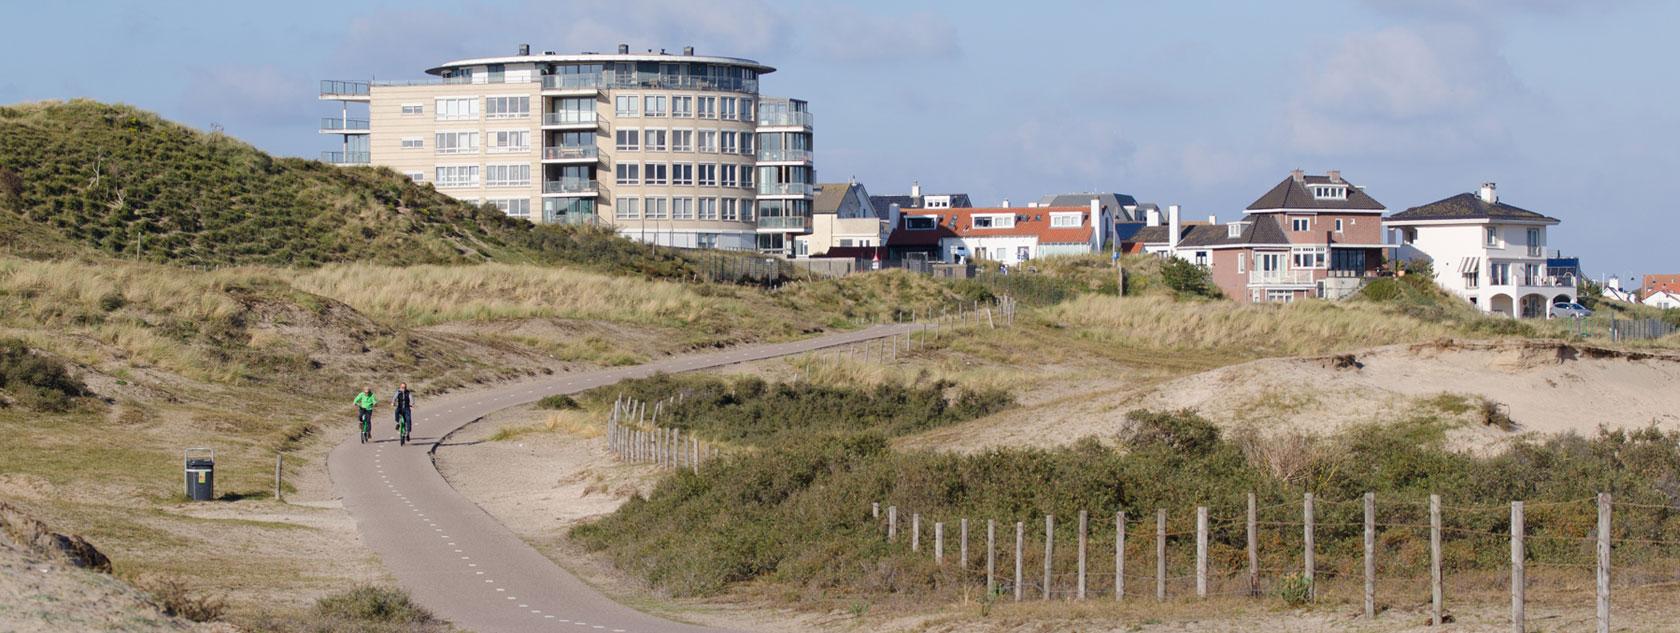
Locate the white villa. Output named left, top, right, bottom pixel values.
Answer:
left=1387, top=183, right=1576, bottom=318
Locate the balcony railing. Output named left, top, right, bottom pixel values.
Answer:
left=1492, top=274, right=1576, bottom=288
left=319, top=117, right=370, bottom=131
left=543, top=179, right=599, bottom=194
left=542, top=146, right=599, bottom=161
left=755, top=148, right=811, bottom=162
left=757, top=182, right=813, bottom=196
left=1250, top=268, right=1317, bottom=286
left=758, top=111, right=814, bottom=127
left=319, top=80, right=370, bottom=97
left=320, top=151, right=370, bottom=164
left=605, top=73, right=758, bottom=94
left=542, top=74, right=606, bottom=91
left=542, top=111, right=598, bottom=127
left=757, top=215, right=809, bottom=231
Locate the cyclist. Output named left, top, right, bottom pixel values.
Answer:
left=392, top=383, right=415, bottom=445
left=354, top=387, right=377, bottom=443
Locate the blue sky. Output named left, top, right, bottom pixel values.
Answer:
left=5, top=0, right=1675, bottom=279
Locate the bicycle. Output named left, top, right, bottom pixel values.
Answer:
left=358, top=407, right=373, bottom=444
left=395, top=409, right=411, bottom=446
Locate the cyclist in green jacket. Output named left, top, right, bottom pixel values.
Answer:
left=354, top=388, right=377, bottom=443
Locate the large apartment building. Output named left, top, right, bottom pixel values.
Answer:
left=320, top=44, right=814, bottom=253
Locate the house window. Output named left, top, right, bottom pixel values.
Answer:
left=485, top=96, right=529, bottom=119
left=645, top=129, right=667, bottom=152
left=1464, top=271, right=1479, bottom=289
left=400, top=103, right=423, bottom=115
left=615, top=129, right=640, bottom=151
left=400, top=137, right=424, bottom=150
left=1485, top=227, right=1500, bottom=247
left=973, top=214, right=1015, bottom=229
left=1266, top=289, right=1295, bottom=303
left=671, top=129, right=693, bottom=152
left=433, top=165, right=478, bottom=188
left=1017, top=246, right=1030, bottom=261
left=672, top=96, right=693, bottom=118
left=1227, top=223, right=1242, bottom=238
left=614, top=162, right=639, bottom=185
left=1334, top=219, right=1344, bottom=233
left=1194, top=251, right=1209, bottom=267
left=1290, top=217, right=1310, bottom=232
left=1049, top=213, right=1080, bottom=228
left=672, top=163, right=694, bottom=186
left=1310, top=185, right=1347, bottom=200
left=672, top=197, right=694, bottom=220
left=614, top=197, right=639, bottom=220
left=615, top=95, right=639, bottom=117
left=644, top=163, right=668, bottom=185
left=433, top=131, right=478, bottom=154
left=1489, top=262, right=1510, bottom=285
left=434, top=98, right=478, bottom=121
left=1290, top=246, right=1327, bottom=269
left=488, top=130, right=529, bottom=152
left=1526, top=227, right=1543, bottom=257
left=1237, top=253, right=1246, bottom=273
left=485, top=164, right=530, bottom=187
left=905, top=216, right=937, bottom=230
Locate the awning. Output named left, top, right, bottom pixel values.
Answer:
left=1458, top=257, right=1481, bottom=274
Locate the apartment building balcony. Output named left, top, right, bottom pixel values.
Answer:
left=757, top=111, right=814, bottom=129
left=541, top=178, right=599, bottom=196
left=1249, top=268, right=1317, bottom=287
left=320, top=151, right=370, bottom=165
left=541, top=145, right=600, bottom=163
left=319, top=117, right=370, bottom=134
left=756, top=182, right=813, bottom=197
left=541, top=111, right=600, bottom=130
left=319, top=80, right=370, bottom=101
left=754, top=148, right=811, bottom=163
left=541, top=74, right=604, bottom=95
left=756, top=215, right=809, bottom=232
left=604, top=73, right=758, bottom=94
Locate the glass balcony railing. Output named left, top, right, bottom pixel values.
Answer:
left=542, top=111, right=598, bottom=126
left=542, top=179, right=599, bottom=194
left=757, top=111, right=814, bottom=128
left=757, top=182, right=813, bottom=196
left=320, top=151, right=371, bottom=164
left=319, top=80, right=370, bottom=97
left=755, top=148, right=811, bottom=162
left=542, top=146, right=599, bottom=161
left=757, top=215, right=809, bottom=231
left=319, top=117, right=370, bottom=131
left=541, top=74, right=605, bottom=91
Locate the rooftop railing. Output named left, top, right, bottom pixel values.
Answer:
left=543, top=178, right=599, bottom=194
left=320, top=80, right=370, bottom=97
left=755, top=148, right=811, bottom=162
left=757, top=111, right=814, bottom=128
left=319, top=117, right=370, bottom=131
left=320, top=151, right=371, bottom=164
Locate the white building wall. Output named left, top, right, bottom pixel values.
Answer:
left=1392, top=221, right=1573, bottom=317
left=942, top=236, right=1037, bottom=266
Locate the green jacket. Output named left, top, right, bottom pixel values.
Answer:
left=354, top=392, right=377, bottom=410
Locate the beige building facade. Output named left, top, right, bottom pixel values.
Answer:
left=322, top=44, right=814, bottom=253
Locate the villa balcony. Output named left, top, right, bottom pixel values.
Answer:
left=756, top=182, right=813, bottom=197
left=757, top=111, right=814, bottom=128
left=542, top=178, right=599, bottom=196
left=1249, top=268, right=1316, bottom=286
left=319, top=80, right=370, bottom=101
left=319, top=117, right=370, bottom=134
left=1490, top=274, right=1577, bottom=289
left=541, top=111, right=599, bottom=129
left=541, top=146, right=599, bottom=163
left=754, top=148, right=811, bottom=163
left=320, top=151, right=370, bottom=165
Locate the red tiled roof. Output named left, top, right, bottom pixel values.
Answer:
left=886, top=207, right=1094, bottom=247
left=1644, top=274, right=1680, bottom=298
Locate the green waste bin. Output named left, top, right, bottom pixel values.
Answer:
left=184, top=448, right=214, bottom=501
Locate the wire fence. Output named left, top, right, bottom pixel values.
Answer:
left=871, top=492, right=1679, bottom=632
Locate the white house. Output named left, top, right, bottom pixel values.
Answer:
left=884, top=200, right=1107, bottom=266
left=1644, top=291, right=1680, bottom=310
left=1386, top=183, right=1576, bottom=318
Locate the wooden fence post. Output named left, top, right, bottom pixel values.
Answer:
left=1303, top=492, right=1315, bottom=601
left=1431, top=494, right=1443, bottom=627
left=912, top=513, right=921, bottom=552
left=1156, top=509, right=1167, bottom=602
left=1511, top=500, right=1524, bottom=633
left=1116, top=511, right=1126, bottom=601
left=1078, top=510, right=1088, bottom=600
left=1043, top=514, right=1054, bottom=600
left=1364, top=492, right=1376, bottom=619
left=1014, top=521, right=1024, bottom=602
left=1247, top=492, right=1258, bottom=597
left=1196, top=506, right=1208, bottom=599
left=961, top=518, right=970, bottom=571
left=987, top=519, right=996, bottom=595
left=274, top=453, right=283, bottom=503
left=872, top=502, right=880, bottom=520
left=935, top=522, right=944, bottom=564
left=888, top=506, right=897, bottom=542
left=1597, top=492, right=1610, bottom=633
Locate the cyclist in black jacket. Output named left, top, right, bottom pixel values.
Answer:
left=393, top=383, right=415, bottom=444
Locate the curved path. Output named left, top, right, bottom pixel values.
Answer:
left=329, top=324, right=919, bottom=633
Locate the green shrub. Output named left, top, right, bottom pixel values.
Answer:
left=1159, top=257, right=1220, bottom=298
left=0, top=338, right=88, bottom=411
left=536, top=394, right=580, bottom=410
left=133, top=574, right=225, bottom=623
left=238, top=586, right=449, bottom=633
left=1274, top=573, right=1313, bottom=606
left=1121, top=409, right=1221, bottom=455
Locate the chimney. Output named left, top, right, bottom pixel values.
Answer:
left=1208, top=215, right=1216, bottom=225
left=683, top=46, right=695, bottom=56
left=1479, top=182, right=1498, bottom=204
left=1091, top=199, right=1105, bottom=251
left=518, top=43, right=530, bottom=56
left=1167, top=204, right=1181, bottom=254
left=1001, top=198, right=1011, bottom=208
left=1290, top=169, right=1305, bottom=183
left=910, top=181, right=921, bottom=198
left=1145, top=206, right=1161, bottom=227
left=618, top=43, right=630, bottom=54
left=1326, top=170, right=1341, bottom=183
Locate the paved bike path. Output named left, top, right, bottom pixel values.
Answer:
left=329, top=324, right=919, bottom=633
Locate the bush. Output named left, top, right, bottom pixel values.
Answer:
left=1159, top=257, right=1220, bottom=298
left=536, top=394, right=579, bottom=410
left=134, top=574, right=225, bottom=623
left=238, top=586, right=449, bottom=633
left=1121, top=409, right=1221, bottom=455
left=1274, top=573, right=1313, bottom=606
left=0, top=338, right=88, bottom=411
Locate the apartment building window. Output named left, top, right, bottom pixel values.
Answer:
left=401, top=103, right=424, bottom=116
left=740, top=134, right=753, bottom=155
left=698, top=233, right=718, bottom=249
left=645, top=129, right=667, bottom=152
left=1485, top=226, right=1500, bottom=247
left=721, top=198, right=738, bottom=221
left=697, top=96, right=716, bottom=119
left=488, top=198, right=531, bottom=219
left=615, top=129, right=640, bottom=151
left=672, top=96, right=693, bottom=118
left=739, top=98, right=753, bottom=121
left=672, top=129, right=693, bottom=152
left=614, top=197, right=640, bottom=220
left=615, top=95, right=639, bottom=117
left=671, top=163, right=694, bottom=186
left=404, top=171, right=424, bottom=183
left=719, top=98, right=736, bottom=120
left=485, top=164, right=531, bottom=187
left=721, top=164, right=737, bottom=188
left=614, top=163, right=640, bottom=185
left=740, top=168, right=753, bottom=189
left=1526, top=227, right=1543, bottom=257
left=485, top=96, right=530, bottom=119
left=1291, top=246, right=1327, bottom=269
left=1290, top=216, right=1310, bottom=232
left=672, top=197, right=694, bottom=220
left=720, top=131, right=737, bottom=154
left=643, top=96, right=666, bottom=117
left=434, top=132, right=479, bottom=154
left=400, top=137, right=424, bottom=150
left=435, top=98, right=478, bottom=121
left=644, top=163, right=669, bottom=185
left=740, top=198, right=754, bottom=221
left=698, top=163, right=717, bottom=187
left=698, top=130, right=717, bottom=153
left=434, top=165, right=479, bottom=188
left=698, top=197, right=718, bottom=220
left=645, top=197, right=669, bottom=220
left=488, top=130, right=529, bottom=152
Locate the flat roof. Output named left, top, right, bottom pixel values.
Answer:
left=427, top=52, right=775, bottom=76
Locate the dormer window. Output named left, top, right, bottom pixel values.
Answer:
left=1227, top=223, right=1242, bottom=238
left=1049, top=212, right=1081, bottom=228
left=904, top=216, right=936, bottom=231
left=1311, top=185, right=1348, bottom=200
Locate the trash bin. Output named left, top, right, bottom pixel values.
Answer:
left=183, top=448, right=214, bottom=501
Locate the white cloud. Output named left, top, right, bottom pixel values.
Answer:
left=1286, top=24, right=1523, bottom=157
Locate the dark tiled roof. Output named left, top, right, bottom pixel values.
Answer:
left=1123, top=215, right=1290, bottom=248
left=1129, top=225, right=1170, bottom=244
left=869, top=192, right=973, bottom=211
left=813, top=183, right=851, bottom=214
left=1246, top=174, right=1386, bottom=211
left=1387, top=192, right=1559, bottom=223
left=1036, top=192, right=1140, bottom=221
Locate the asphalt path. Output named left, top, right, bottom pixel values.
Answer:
left=328, top=324, right=921, bottom=633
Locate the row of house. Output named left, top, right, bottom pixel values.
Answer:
left=794, top=171, right=1581, bottom=319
